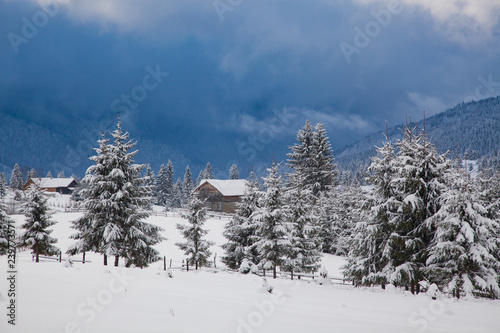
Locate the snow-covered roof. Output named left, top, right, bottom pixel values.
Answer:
left=28, top=178, right=77, bottom=188
left=195, top=179, right=248, bottom=197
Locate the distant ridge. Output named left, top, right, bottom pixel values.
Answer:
left=336, top=96, right=500, bottom=167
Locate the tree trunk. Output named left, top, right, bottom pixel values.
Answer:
left=114, top=256, right=119, bottom=267
left=273, top=266, right=277, bottom=279
left=104, top=254, right=108, bottom=266
left=36, top=251, right=39, bottom=263
left=83, top=251, right=86, bottom=264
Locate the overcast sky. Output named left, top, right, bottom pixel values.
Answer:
left=1, top=0, right=499, bottom=163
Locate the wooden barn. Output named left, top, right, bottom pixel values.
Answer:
left=23, top=177, right=78, bottom=195
left=192, top=179, right=248, bottom=214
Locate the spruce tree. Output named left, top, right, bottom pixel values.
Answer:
left=173, top=178, right=184, bottom=208
left=176, top=197, right=215, bottom=269
left=253, top=163, right=290, bottom=279
left=46, top=171, right=53, bottom=178
left=222, top=174, right=261, bottom=270
left=310, top=122, right=338, bottom=195
left=10, top=164, right=24, bottom=190
left=229, top=164, right=239, bottom=180
left=165, top=160, right=175, bottom=210
left=57, top=171, right=65, bottom=178
left=196, top=169, right=206, bottom=187
left=204, top=162, right=215, bottom=179
left=183, top=165, right=194, bottom=201
left=28, top=168, right=37, bottom=180
left=69, top=120, right=163, bottom=268
left=424, top=170, right=500, bottom=298
left=283, top=171, right=321, bottom=275
left=18, top=185, right=59, bottom=262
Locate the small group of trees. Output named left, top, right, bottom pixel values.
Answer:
left=222, top=120, right=337, bottom=278
left=344, top=125, right=500, bottom=298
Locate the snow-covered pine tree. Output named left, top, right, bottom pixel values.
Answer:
left=344, top=136, right=397, bottom=287
left=310, top=122, right=338, bottom=195
left=155, top=164, right=168, bottom=206
left=424, top=169, right=500, bottom=299
left=287, top=120, right=314, bottom=188
left=18, top=185, right=59, bottom=262
left=0, top=172, right=7, bottom=198
left=173, top=178, right=184, bottom=208
left=105, top=118, right=163, bottom=267
left=222, top=173, right=261, bottom=270
left=10, top=164, right=24, bottom=190
left=57, top=171, right=65, bottom=178
left=165, top=160, right=175, bottom=210
left=229, top=164, right=239, bottom=179
left=476, top=167, right=500, bottom=221
left=176, top=197, right=215, bottom=270
left=46, top=171, right=53, bottom=178
left=253, top=163, right=290, bottom=279
left=0, top=202, right=13, bottom=255
left=183, top=165, right=194, bottom=202
left=204, top=162, right=215, bottom=179
left=282, top=170, right=321, bottom=275
left=144, top=165, right=156, bottom=210
left=387, top=125, right=450, bottom=288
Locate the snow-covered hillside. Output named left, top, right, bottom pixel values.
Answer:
left=1, top=212, right=499, bottom=333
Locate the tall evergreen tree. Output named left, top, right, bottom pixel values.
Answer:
left=28, top=168, right=37, bottom=180
left=173, top=178, right=184, bottom=208
left=183, top=165, right=194, bottom=201
left=176, top=197, right=215, bottom=270
left=156, top=164, right=168, bottom=206
left=424, top=170, right=500, bottom=298
left=57, top=171, right=65, bottom=178
left=204, top=162, right=215, bottom=179
left=253, top=163, right=290, bottom=279
left=196, top=169, right=206, bottom=187
left=311, top=122, right=338, bottom=195
left=10, top=163, right=24, bottom=190
left=229, top=164, right=239, bottom=180
left=222, top=174, right=261, bottom=270
left=18, top=185, right=59, bottom=262
left=165, top=160, right=175, bottom=210
left=282, top=171, right=321, bottom=274
left=46, top=171, right=53, bottom=178
left=69, top=120, right=163, bottom=268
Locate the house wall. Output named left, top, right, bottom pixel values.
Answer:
left=193, top=183, right=242, bottom=214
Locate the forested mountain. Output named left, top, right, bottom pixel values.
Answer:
left=337, top=96, right=500, bottom=168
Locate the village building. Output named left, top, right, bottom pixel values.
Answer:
left=23, top=177, right=78, bottom=195
left=192, top=179, right=248, bottom=214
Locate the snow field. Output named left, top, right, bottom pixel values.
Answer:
left=1, top=212, right=499, bottom=333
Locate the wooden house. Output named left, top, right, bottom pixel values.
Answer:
left=23, top=177, right=78, bottom=195
left=192, top=179, right=248, bottom=214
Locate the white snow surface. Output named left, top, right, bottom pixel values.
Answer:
left=1, top=213, right=499, bottom=333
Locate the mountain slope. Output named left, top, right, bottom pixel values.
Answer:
left=336, top=96, right=500, bottom=166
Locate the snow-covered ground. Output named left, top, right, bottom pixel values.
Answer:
left=1, top=212, right=499, bottom=333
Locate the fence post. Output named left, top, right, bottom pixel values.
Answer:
left=59, top=251, right=62, bottom=263
left=83, top=252, right=86, bottom=264
left=187, top=258, right=189, bottom=272
left=164, top=256, right=166, bottom=271
left=169, top=259, right=172, bottom=268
